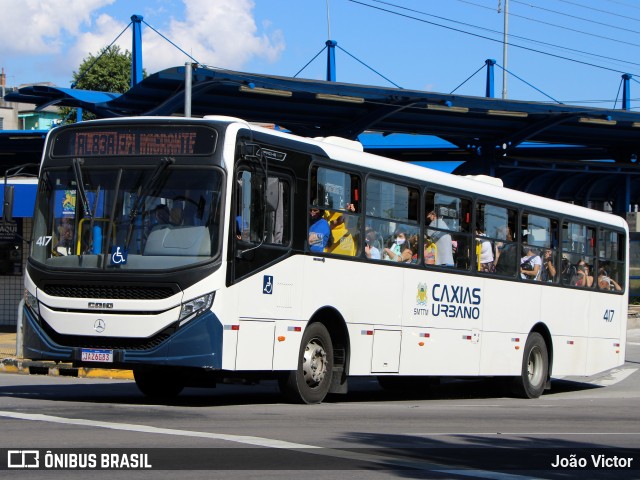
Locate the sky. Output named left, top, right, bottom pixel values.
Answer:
left=3, top=0, right=640, bottom=110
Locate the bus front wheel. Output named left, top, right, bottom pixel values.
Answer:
left=510, top=332, right=548, bottom=399
left=279, top=322, right=334, bottom=404
left=134, top=368, right=184, bottom=399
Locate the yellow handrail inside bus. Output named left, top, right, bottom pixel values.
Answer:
left=76, top=218, right=116, bottom=255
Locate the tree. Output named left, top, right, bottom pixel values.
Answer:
left=59, top=45, right=146, bottom=123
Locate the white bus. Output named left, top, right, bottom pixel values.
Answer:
left=18, top=116, right=628, bottom=403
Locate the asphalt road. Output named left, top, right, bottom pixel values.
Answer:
left=1, top=329, right=639, bottom=479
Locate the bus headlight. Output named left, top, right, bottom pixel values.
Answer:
left=24, top=289, right=39, bottom=316
left=179, top=292, right=215, bottom=325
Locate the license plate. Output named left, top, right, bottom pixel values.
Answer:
left=81, top=348, right=114, bottom=363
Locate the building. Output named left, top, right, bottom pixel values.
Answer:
left=0, top=69, right=53, bottom=328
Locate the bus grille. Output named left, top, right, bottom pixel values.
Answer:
left=42, top=284, right=176, bottom=300
left=40, top=320, right=175, bottom=351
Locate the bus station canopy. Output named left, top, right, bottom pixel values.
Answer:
left=4, top=65, right=640, bottom=206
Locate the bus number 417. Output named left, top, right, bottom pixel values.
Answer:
left=603, top=309, right=615, bottom=322
left=35, top=236, right=52, bottom=246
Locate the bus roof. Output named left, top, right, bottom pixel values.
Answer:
left=255, top=123, right=627, bottom=231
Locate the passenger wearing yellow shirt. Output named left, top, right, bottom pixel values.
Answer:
left=324, top=204, right=356, bottom=256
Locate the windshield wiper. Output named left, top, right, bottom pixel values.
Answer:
left=124, top=157, right=174, bottom=249
left=72, top=158, right=100, bottom=256
left=72, top=159, right=92, bottom=219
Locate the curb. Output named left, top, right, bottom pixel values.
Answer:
left=0, top=358, right=133, bottom=380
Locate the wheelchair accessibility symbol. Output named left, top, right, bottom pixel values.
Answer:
left=263, top=275, right=273, bottom=295
left=110, top=246, right=128, bottom=265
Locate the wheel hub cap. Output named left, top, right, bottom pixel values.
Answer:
left=302, top=339, right=327, bottom=387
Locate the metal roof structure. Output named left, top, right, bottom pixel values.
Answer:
left=4, top=65, right=640, bottom=210
left=0, top=131, right=46, bottom=174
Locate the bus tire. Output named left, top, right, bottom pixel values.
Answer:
left=134, top=368, right=184, bottom=399
left=510, top=332, right=548, bottom=399
left=279, top=322, right=333, bottom=404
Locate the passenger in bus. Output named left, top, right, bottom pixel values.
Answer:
left=561, top=256, right=576, bottom=284
left=597, top=267, right=622, bottom=291
left=423, top=235, right=437, bottom=265
left=55, top=226, right=74, bottom=256
left=364, top=228, right=381, bottom=259
left=152, top=204, right=171, bottom=225
left=324, top=204, right=356, bottom=256
left=235, top=216, right=243, bottom=240
left=55, top=218, right=74, bottom=256
left=170, top=206, right=184, bottom=226
left=308, top=205, right=331, bottom=253
left=541, top=249, right=557, bottom=283
left=476, top=225, right=494, bottom=272
left=494, top=225, right=516, bottom=275
left=574, top=261, right=594, bottom=287
left=409, top=234, right=420, bottom=263
left=520, top=240, right=542, bottom=281
left=426, top=210, right=454, bottom=266
left=383, top=231, right=413, bottom=263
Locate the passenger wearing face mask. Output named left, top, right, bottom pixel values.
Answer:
left=383, top=231, right=413, bottom=263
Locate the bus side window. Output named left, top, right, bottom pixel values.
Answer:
left=310, top=166, right=361, bottom=256
left=561, top=221, right=595, bottom=288
left=521, top=212, right=559, bottom=283
left=365, top=178, right=419, bottom=263
left=425, top=191, right=472, bottom=269
left=597, top=229, right=625, bottom=292
left=237, top=169, right=290, bottom=246
left=483, top=205, right=517, bottom=277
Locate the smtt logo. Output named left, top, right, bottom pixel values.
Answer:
left=416, top=282, right=428, bottom=306
left=413, top=282, right=429, bottom=317
left=8, top=450, right=39, bottom=468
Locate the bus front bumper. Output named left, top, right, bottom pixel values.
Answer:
left=21, top=306, right=223, bottom=370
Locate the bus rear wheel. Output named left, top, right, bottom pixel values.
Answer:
left=134, top=368, right=184, bottom=399
left=510, top=332, right=548, bottom=399
left=279, top=322, right=334, bottom=404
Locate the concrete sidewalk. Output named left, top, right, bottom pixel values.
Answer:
left=1, top=306, right=639, bottom=380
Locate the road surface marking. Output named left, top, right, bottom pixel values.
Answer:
left=589, top=367, right=637, bottom=387
left=0, top=410, right=531, bottom=479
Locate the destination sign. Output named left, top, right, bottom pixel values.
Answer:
left=52, top=126, right=217, bottom=157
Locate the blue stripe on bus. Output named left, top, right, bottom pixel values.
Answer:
left=123, top=311, right=222, bottom=369
left=23, top=306, right=75, bottom=360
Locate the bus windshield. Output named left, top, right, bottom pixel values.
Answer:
left=30, top=164, right=224, bottom=270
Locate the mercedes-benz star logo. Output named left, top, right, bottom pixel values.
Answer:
left=94, top=319, right=106, bottom=333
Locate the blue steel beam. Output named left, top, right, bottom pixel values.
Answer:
left=485, top=59, right=496, bottom=98
left=622, top=74, right=632, bottom=111
left=131, top=15, right=144, bottom=88
left=326, top=40, right=337, bottom=82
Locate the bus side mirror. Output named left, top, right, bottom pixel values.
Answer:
left=3, top=185, right=14, bottom=223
